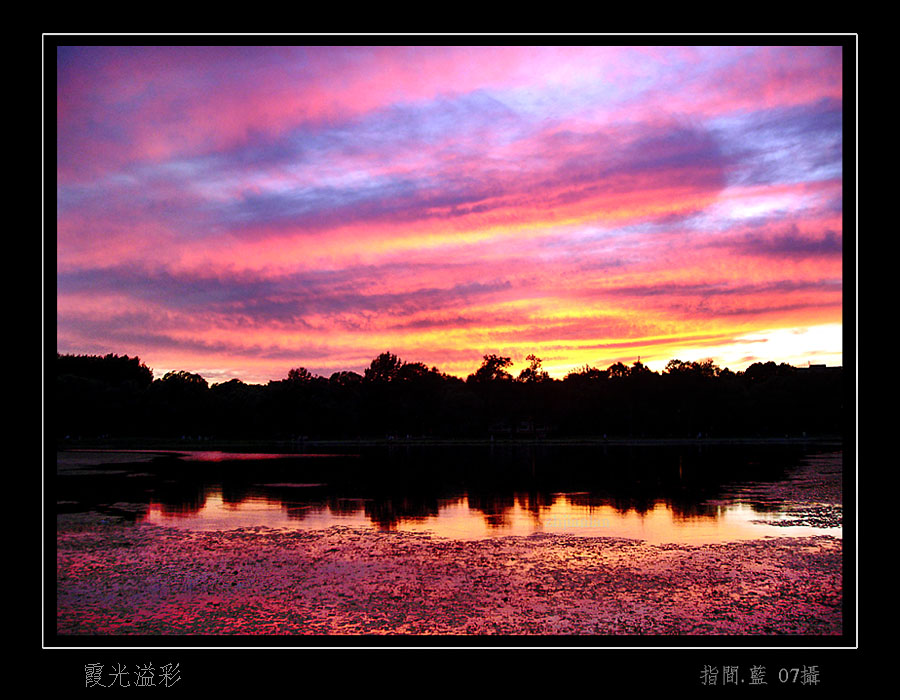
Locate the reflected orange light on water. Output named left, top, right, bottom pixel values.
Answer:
left=144, top=490, right=839, bottom=544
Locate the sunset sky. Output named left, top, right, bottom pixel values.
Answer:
left=55, top=44, right=846, bottom=384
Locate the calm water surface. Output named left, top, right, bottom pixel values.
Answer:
left=58, top=444, right=843, bottom=544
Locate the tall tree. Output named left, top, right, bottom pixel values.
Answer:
left=364, top=351, right=403, bottom=383
left=468, top=354, right=513, bottom=383
left=518, top=354, right=550, bottom=383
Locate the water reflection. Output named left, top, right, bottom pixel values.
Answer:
left=59, top=444, right=843, bottom=544
left=144, top=485, right=837, bottom=543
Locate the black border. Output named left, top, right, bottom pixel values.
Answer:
left=44, top=33, right=861, bottom=691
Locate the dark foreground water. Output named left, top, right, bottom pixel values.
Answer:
left=55, top=443, right=842, bottom=543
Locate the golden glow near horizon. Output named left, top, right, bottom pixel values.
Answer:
left=57, top=46, right=845, bottom=384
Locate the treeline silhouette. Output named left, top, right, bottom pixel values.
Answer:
left=54, top=351, right=842, bottom=441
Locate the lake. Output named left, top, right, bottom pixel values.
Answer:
left=56, top=442, right=842, bottom=544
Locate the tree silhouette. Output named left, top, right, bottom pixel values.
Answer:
left=364, top=351, right=403, bottom=383
left=329, top=370, right=363, bottom=387
left=518, top=354, right=550, bottom=383
left=285, top=367, right=316, bottom=384
left=564, top=365, right=607, bottom=383
left=607, top=361, right=630, bottom=379
left=57, top=352, right=153, bottom=388
left=468, top=354, right=513, bottom=383
left=54, top=351, right=844, bottom=441
left=158, top=370, right=208, bottom=390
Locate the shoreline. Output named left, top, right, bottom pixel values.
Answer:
left=56, top=435, right=843, bottom=454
